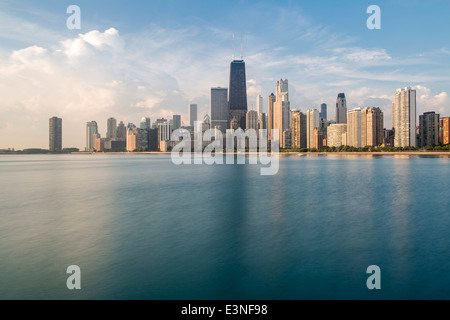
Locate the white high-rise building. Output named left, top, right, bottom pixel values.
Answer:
left=306, top=109, right=320, bottom=148
left=86, top=121, right=98, bottom=152
left=393, top=87, right=416, bottom=147
left=347, top=108, right=362, bottom=148
left=156, top=118, right=172, bottom=143
left=189, top=104, right=198, bottom=127
left=256, top=95, right=263, bottom=115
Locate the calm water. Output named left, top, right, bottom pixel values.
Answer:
left=0, top=154, right=449, bottom=300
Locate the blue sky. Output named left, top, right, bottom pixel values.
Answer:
left=1, top=0, right=450, bottom=149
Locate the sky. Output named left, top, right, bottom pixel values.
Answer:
left=1, top=0, right=450, bottom=149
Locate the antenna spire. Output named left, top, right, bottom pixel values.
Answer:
left=240, top=36, right=243, bottom=59
left=233, top=33, right=235, bottom=60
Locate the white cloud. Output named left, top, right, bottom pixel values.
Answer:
left=333, top=47, right=392, bottom=62
left=59, top=28, right=124, bottom=59
left=1, top=18, right=450, bottom=149
left=415, top=85, right=449, bottom=115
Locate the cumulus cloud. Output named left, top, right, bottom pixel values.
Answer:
left=58, top=28, right=124, bottom=59
left=1, top=21, right=450, bottom=149
left=0, top=27, right=228, bottom=149
left=415, top=85, right=449, bottom=115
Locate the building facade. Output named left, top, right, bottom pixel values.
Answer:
left=116, top=121, right=127, bottom=141
left=267, top=93, right=276, bottom=141
left=361, top=107, right=384, bottom=147
left=257, top=95, right=263, bottom=115
left=291, top=111, right=307, bottom=149
left=173, top=115, right=181, bottom=131
left=211, top=87, right=228, bottom=133
left=336, top=93, right=347, bottom=124
left=314, top=128, right=327, bottom=149
left=441, top=117, right=450, bottom=145
left=320, top=103, right=327, bottom=120
left=228, top=60, right=248, bottom=129
left=189, top=104, right=198, bottom=127
left=419, top=112, right=440, bottom=147
left=246, top=110, right=258, bottom=132
left=393, top=87, right=417, bottom=147
left=86, top=121, right=98, bottom=152
left=307, top=109, right=320, bottom=149
left=327, top=124, right=347, bottom=148
left=49, top=117, right=62, bottom=151
left=347, top=108, right=362, bottom=148
left=273, top=79, right=290, bottom=138
left=259, top=112, right=267, bottom=130
left=107, top=117, right=117, bottom=139
left=140, top=117, right=151, bottom=130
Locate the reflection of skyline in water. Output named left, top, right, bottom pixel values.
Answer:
left=0, top=154, right=449, bottom=299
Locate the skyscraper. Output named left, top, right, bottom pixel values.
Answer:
left=273, top=79, right=290, bottom=138
left=86, top=121, right=98, bottom=152
left=256, top=95, right=263, bottom=115
left=336, top=93, right=347, bottom=124
left=156, top=118, right=172, bottom=148
left=441, top=117, right=450, bottom=145
left=307, top=109, right=320, bottom=148
left=393, top=87, right=416, bottom=147
left=282, top=129, right=292, bottom=149
left=107, top=117, right=117, bottom=139
left=291, top=110, right=307, bottom=149
left=361, top=107, right=384, bottom=147
left=347, top=108, right=362, bottom=148
left=419, top=112, right=440, bottom=147
left=246, top=110, right=258, bottom=132
left=259, top=112, right=267, bottom=130
left=268, top=93, right=276, bottom=141
left=211, top=87, right=228, bottom=133
left=173, top=115, right=181, bottom=131
left=116, top=121, right=127, bottom=141
left=228, top=59, right=248, bottom=129
left=126, top=127, right=137, bottom=152
left=189, top=104, right=198, bottom=127
left=148, top=128, right=159, bottom=151
left=140, top=117, right=151, bottom=130
left=327, top=124, right=347, bottom=148
left=314, top=128, right=327, bottom=149
left=320, top=103, right=327, bottom=120
left=49, top=117, right=62, bottom=151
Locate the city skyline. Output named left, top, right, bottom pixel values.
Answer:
left=1, top=0, right=450, bottom=149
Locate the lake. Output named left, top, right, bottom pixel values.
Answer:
left=0, top=154, right=449, bottom=299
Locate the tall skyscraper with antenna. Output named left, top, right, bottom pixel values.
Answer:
left=228, top=36, right=248, bottom=129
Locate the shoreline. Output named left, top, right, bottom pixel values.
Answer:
left=76, top=151, right=450, bottom=156
left=1, top=151, right=450, bottom=156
